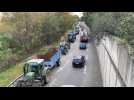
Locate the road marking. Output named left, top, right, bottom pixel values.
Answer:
left=86, top=55, right=88, bottom=60
left=56, top=67, right=64, bottom=73
left=84, top=65, right=87, bottom=75
left=56, top=59, right=70, bottom=73
left=48, top=78, right=57, bottom=87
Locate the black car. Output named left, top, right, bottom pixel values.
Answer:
left=72, top=56, right=85, bottom=68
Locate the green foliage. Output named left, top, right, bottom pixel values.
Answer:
left=82, top=12, right=134, bottom=46
left=0, top=12, right=77, bottom=72
left=0, top=62, right=23, bottom=87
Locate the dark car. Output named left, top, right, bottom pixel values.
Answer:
left=72, top=56, right=85, bottom=68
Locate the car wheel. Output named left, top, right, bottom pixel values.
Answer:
left=81, top=63, right=84, bottom=67
left=72, top=63, right=75, bottom=67
left=41, top=76, right=47, bottom=86
left=57, top=60, right=61, bottom=67
left=64, top=52, right=67, bottom=55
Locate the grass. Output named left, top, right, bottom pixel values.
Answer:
left=113, top=35, right=134, bottom=56
left=113, top=36, right=127, bottom=45
left=0, top=63, right=24, bottom=87
left=0, top=22, right=13, bottom=33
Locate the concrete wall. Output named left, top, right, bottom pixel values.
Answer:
left=96, top=35, right=134, bottom=87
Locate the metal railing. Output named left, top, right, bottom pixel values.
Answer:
left=101, top=42, right=127, bottom=87
left=7, top=74, right=24, bottom=87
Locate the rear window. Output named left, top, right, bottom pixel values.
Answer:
left=73, top=59, right=81, bottom=62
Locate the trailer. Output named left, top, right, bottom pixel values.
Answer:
left=67, top=32, right=76, bottom=43
left=32, top=48, right=61, bottom=69
left=59, top=42, right=68, bottom=55
left=43, top=48, right=61, bottom=69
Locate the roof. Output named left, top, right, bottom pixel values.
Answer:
left=27, top=59, right=44, bottom=64
left=73, top=56, right=82, bottom=59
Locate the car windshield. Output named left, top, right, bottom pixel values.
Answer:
left=24, top=63, right=39, bottom=73
left=31, top=65, right=38, bottom=72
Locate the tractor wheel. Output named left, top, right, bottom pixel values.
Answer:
left=16, top=81, right=25, bottom=87
left=41, top=76, right=47, bottom=86
left=57, top=60, right=61, bottom=67
left=63, top=51, right=66, bottom=55
left=16, top=82, right=22, bottom=87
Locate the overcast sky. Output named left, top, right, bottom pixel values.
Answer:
left=0, top=12, right=84, bottom=20
left=70, top=12, right=83, bottom=17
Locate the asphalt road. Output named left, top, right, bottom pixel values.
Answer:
left=45, top=22, right=103, bottom=87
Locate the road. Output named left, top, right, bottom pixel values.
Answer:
left=45, top=22, right=103, bottom=87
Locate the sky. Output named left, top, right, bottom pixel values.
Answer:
left=70, top=12, right=83, bottom=17
left=0, top=12, right=84, bottom=21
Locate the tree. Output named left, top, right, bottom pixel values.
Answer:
left=82, top=12, right=134, bottom=45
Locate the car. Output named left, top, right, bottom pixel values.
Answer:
left=75, top=31, right=79, bottom=35
left=80, top=35, right=88, bottom=43
left=79, top=43, right=87, bottom=49
left=72, top=56, right=85, bottom=68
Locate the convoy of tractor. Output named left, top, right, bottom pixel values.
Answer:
left=12, top=22, right=90, bottom=87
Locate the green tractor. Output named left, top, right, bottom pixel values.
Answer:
left=16, top=59, right=48, bottom=87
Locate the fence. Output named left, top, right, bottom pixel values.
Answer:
left=96, top=35, right=134, bottom=87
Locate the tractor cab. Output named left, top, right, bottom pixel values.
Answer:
left=23, top=59, right=44, bottom=80
left=16, top=59, right=47, bottom=87
left=16, top=59, right=48, bottom=87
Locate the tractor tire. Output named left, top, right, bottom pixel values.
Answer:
left=16, top=81, right=23, bottom=87
left=16, top=80, right=26, bottom=87
left=65, top=52, right=67, bottom=55
left=41, top=76, right=47, bottom=86
left=63, top=51, right=66, bottom=55
left=57, top=60, right=61, bottom=67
